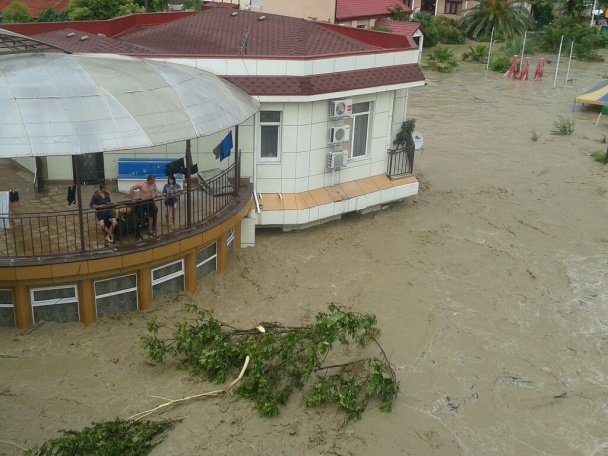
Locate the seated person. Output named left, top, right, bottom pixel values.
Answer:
left=89, top=183, right=117, bottom=246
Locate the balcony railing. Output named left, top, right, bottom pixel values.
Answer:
left=0, top=162, right=244, bottom=262
left=387, top=145, right=415, bottom=179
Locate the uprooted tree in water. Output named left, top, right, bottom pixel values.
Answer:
left=141, top=303, right=400, bottom=426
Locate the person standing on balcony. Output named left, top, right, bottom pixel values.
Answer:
left=130, top=175, right=160, bottom=237
left=163, top=175, right=181, bottom=231
left=90, top=183, right=117, bottom=247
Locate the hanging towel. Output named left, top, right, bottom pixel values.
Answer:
left=220, top=131, right=233, bottom=162
left=67, top=186, right=76, bottom=206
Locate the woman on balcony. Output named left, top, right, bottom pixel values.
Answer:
left=163, top=175, right=181, bottom=230
left=89, top=183, right=117, bottom=247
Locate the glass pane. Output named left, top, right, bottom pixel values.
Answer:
left=33, top=287, right=76, bottom=302
left=96, top=291, right=138, bottom=318
left=153, top=276, right=185, bottom=298
left=352, top=102, right=369, bottom=114
left=261, top=125, right=279, bottom=158
left=196, top=257, right=217, bottom=280
left=0, top=289, right=13, bottom=305
left=0, top=307, right=15, bottom=327
left=153, top=261, right=183, bottom=281
left=196, top=243, right=217, bottom=264
left=33, top=302, right=79, bottom=323
left=95, top=274, right=137, bottom=296
left=260, top=111, right=280, bottom=123
left=352, top=113, right=369, bottom=158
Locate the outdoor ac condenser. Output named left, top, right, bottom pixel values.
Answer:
left=328, top=125, right=350, bottom=144
left=329, top=99, right=353, bottom=119
left=327, top=151, right=348, bottom=169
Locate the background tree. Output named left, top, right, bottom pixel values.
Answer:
left=37, top=7, right=69, bottom=22
left=3, top=0, right=33, bottom=23
left=458, top=0, right=533, bottom=39
left=558, top=0, right=588, bottom=24
left=68, top=0, right=144, bottom=20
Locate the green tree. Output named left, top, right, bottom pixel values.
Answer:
left=68, top=0, right=144, bottom=20
left=37, top=7, right=69, bottom=22
left=3, top=0, right=33, bottom=23
left=458, top=0, right=533, bottom=39
left=558, top=0, right=588, bottom=23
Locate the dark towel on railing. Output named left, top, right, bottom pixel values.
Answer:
left=67, top=186, right=76, bottom=206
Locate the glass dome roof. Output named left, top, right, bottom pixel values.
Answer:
left=0, top=52, right=260, bottom=157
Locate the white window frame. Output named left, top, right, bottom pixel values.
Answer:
left=30, top=284, right=79, bottom=323
left=227, top=228, right=235, bottom=247
left=349, top=102, right=371, bottom=160
left=94, top=274, right=138, bottom=314
left=197, top=242, right=217, bottom=270
left=0, top=289, right=14, bottom=326
left=152, top=259, right=185, bottom=292
left=258, top=111, right=282, bottom=162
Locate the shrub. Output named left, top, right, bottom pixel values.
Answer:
left=462, top=44, right=489, bottom=62
left=426, top=45, right=459, bottom=72
left=551, top=116, right=574, bottom=135
left=591, top=150, right=608, bottom=163
left=490, top=54, right=511, bottom=72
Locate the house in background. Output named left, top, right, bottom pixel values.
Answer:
left=3, top=8, right=425, bottom=243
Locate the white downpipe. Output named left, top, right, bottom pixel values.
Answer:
left=553, top=35, right=564, bottom=89
left=520, top=31, right=527, bottom=69
left=565, top=40, right=575, bottom=82
left=485, top=27, right=494, bottom=78
left=253, top=110, right=260, bottom=213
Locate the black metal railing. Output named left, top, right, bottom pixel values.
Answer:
left=387, top=146, right=415, bottom=179
left=0, top=162, right=241, bottom=259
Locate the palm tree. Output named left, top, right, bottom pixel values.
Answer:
left=458, top=0, right=533, bottom=40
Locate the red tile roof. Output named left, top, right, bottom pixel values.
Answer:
left=0, top=0, right=70, bottom=17
left=2, top=10, right=425, bottom=97
left=374, top=18, right=422, bottom=38
left=336, top=0, right=410, bottom=21
left=224, top=64, right=424, bottom=96
left=113, top=10, right=380, bottom=56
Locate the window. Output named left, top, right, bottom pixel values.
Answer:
left=30, top=285, right=79, bottom=323
left=95, top=274, right=138, bottom=318
left=227, top=227, right=235, bottom=255
left=350, top=102, right=370, bottom=159
left=0, top=289, right=14, bottom=327
left=260, top=111, right=281, bottom=161
left=152, top=260, right=185, bottom=298
left=196, top=242, right=217, bottom=280
left=444, top=0, right=462, bottom=14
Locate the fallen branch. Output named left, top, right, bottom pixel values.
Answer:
left=129, top=355, right=250, bottom=421
left=0, top=439, right=26, bottom=451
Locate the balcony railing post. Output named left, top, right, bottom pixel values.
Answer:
left=185, top=139, right=193, bottom=228
left=72, top=156, right=86, bottom=253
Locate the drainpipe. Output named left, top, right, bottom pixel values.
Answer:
left=185, top=139, right=192, bottom=228
left=235, top=125, right=240, bottom=197
left=72, top=156, right=86, bottom=253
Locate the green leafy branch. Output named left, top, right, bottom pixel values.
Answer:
left=141, top=303, right=400, bottom=425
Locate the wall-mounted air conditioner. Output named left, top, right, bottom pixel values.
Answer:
left=327, top=151, right=348, bottom=169
left=329, top=125, right=350, bottom=144
left=329, top=99, right=353, bottom=119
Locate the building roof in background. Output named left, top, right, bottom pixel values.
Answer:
left=374, top=18, right=423, bottom=37
left=1, top=10, right=424, bottom=97
left=112, top=9, right=380, bottom=56
left=0, top=0, right=70, bottom=16
left=336, top=0, right=410, bottom=21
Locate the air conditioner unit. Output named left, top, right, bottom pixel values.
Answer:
left=327, top=151, right=348, bottom=169
left=329, top=125, right=350, bottom=144
left=330, top=99, right=353, bottom=119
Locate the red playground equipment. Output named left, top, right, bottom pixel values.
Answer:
left=533, top=58, right=545, bottom=81
left=517, top=57, right=530, bottom=80
left=505, top=55, right=519, bottom=79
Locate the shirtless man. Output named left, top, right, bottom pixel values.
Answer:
left=130, top=175, right=160, bottom=236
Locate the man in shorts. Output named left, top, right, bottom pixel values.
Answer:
left=130, top=174, right=160, bottom=237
